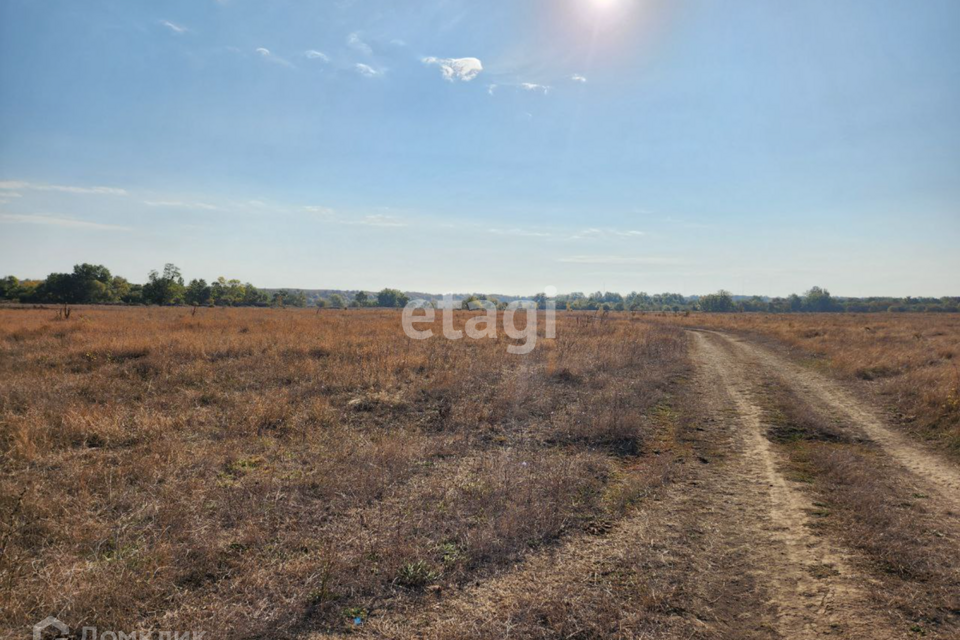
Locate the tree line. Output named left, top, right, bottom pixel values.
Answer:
left=500, top=288, right=957, bottom=313
left=0, top=264, right=413, bottom=308
left=0, top=265, right=955, bottom=312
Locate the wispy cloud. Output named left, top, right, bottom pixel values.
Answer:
left=143, top=200, right=218, bottom=211
left=303, top=205, right=335, bottom=216
left=0, top=180, right=127, bottom=195
left=335, top=213, right=406, bottom=227
left=354, top=63, right=383, bottom=78
left=557, top=255, right=679, bottom=265
left=304, top=50, right=330, bottom=62
left=487, top=84, right=497, bottom=95
left=255, top=47, right=293, bottom=68
left=347, top=32, right=372, bottom=56
left=355, top=214, right=406, bottom=227
left=0, top=213, right=131, bottom=231
left=520, top=82, right=551, bottom=94
left=571, top=74, right=587, bottom=83
left=421, top=57, right=483, bottom=82
left=570, top=227, right=645, bottom=240
left=160, top=20, right=188, bottom=34
left=488, top=227, right=552, bottom=238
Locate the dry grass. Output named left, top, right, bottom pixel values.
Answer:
left=656, top=313, right=960, bottom=456
left=0, top=307, right=686, bottom=638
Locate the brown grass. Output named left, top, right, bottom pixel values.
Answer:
left=0, top=308, right=686, bottom=638
left=655, top=313, right=960, bottom=456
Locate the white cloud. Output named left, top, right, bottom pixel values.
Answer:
left=571, top=74, right=587, bottom=83
left=255, top=47, right=293, bottom=67
left=421, top=57, right=483, bottom=82
left=520, top=82, right=551, bottom=94
left=303, top=205, right=335, bottom=216
left=304, top=50, right=330, bottom=62
left=570, top=228, right=645, bottom=240
left=347, top=32, right=372, bottom=56
left=557, top=255, right=679, bottom=265
left=143, top=200, right=218, bottom=211
left=354, top=63, right=383, bottom=78
left=0, top=213, right=131, bottom=231
left=0, top=180, right=127, bottom=195
left=487, top=84, right=497, bottom=95
left=359, top=214, right=405, bottom=227
left=340, top=214, right=406, bottom=227
left=488, top=228, right=552, bottom=238
left=160, top=20, right=188, bottom=34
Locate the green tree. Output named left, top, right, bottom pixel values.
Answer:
left=142, top=264, right=186, bottom=305
left=461, top=294, right=480, bottom=310
left=185, top=279, right=211, bottom=306
left=354, top=291, right=369, bottom=307
left=803, top=286, right=834, bottom=312
left=532, top=292, right=551, bottom=309
left=376, top=288, right=409, bottom=308
left=699, top=290, right=735, bottom=312
left=0, top=276, right=20, bottom=300
left=329, top=293, right=347, bottom=309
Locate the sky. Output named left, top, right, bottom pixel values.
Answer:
left=1, top=0, right=958, bottom=297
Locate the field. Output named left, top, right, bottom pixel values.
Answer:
left=2, top=307, right=959, bottom=639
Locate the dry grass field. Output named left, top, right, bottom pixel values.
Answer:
left=3, top=307, right=959, bottom=639
left=0, top=307, right=688, bottom=638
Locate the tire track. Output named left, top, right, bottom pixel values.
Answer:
left=691, top=330, right=897, bottom=639
left=711, top=330, right=960, bottom=513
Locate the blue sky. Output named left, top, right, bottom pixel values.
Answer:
left=1, top=0, right=958, bottom=296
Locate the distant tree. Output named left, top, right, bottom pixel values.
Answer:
left=461, top=294, right=480, bottom=310
left=121, top=283, right=144, bottom=304
left=354, top=291, right=369, bottom=307
left=142, top=263, right=185, bottom=305
left=40, top=272, right=77, bottom=303
left=376, top=288, right=409, bottom=308
left=803, top=286, right=834, bottom=312
left=185, top=279, right=211, bottom=306
left=315, top=298, right=328, bottom=309
left=329, top=293, right=347, bottom=309
left=70, top=264, right=114, bottom=303
left=0, top=276, right=19, bottom=300
left=110, top=276, right=131, bottom=302
left=699, top=290, right=735, bottom=313
left=274, top=289, right=307, bottom=307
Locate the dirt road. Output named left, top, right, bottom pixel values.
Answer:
left=691, top=330, right=893, bottom=639
left=689, top=328, right=960, bottom=639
